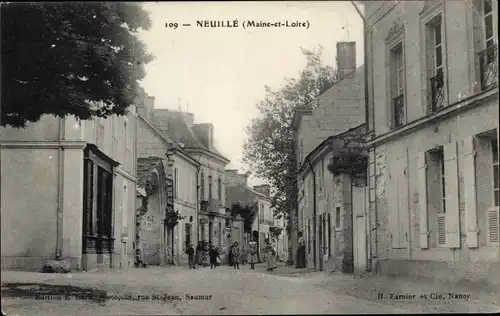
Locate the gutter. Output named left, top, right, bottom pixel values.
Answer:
left=351, top=1, right=370, bottom=134
left=306, top=157, right=317, bottom=270
left=351, top=1, right=375, bottom=273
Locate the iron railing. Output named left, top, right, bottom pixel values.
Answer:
left=393, top=94, right=405, bottom=128
left=479, top=44, right=498, bottom=90
left=429, top=71, right=445, bottom=113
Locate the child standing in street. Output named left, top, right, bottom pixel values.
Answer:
left=232, top=242, right=240, bottom=270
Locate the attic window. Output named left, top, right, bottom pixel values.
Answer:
left=178, top=143, right=185, bottom=148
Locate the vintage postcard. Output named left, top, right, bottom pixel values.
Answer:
left=0, top=1, right=499, bottom=315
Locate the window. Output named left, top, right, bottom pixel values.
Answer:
left=319, top=159, right=325, bottom=189
left=185, top=223, right=192, bottom=248
left=391, top=44, right=405, bottom=128
left=97, top=119, right=105, bottom=147
left=200, top=171, right=205, bottom=200
left=425, top=15, right=446, bottom=113
left=218, top=222, right=222, bottom=247
left=174, top=168, right=179, bottom=199
left=483, top=0, right=494, bottom=48
left=218, top=176, right=222, bottom=200
left=335, top=207, right=341, bottom=228
left=479, top=0, right=498, bottom=90
left=208, top=175, right=213, bottom=199
left=492, top=138, right=499, bottom=206
left=327, top=213, right=332, bottom=257
left=259, top=203, right=264, bottom=221
left=429, top=147, right=446, bottom=213
left=124, top=120, right=129, bottom=149
left=307, top=218, right=311, bottom=254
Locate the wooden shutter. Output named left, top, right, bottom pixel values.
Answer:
left=486, top=207, right=500, bottom=247
left=437, top=214, right=446, bottom=246
left=463, top=136, right=479, bottom=248
left=398, top=155, right=410, bottom=248
left=416, top=151, right=429, bottom=249
left=388, top=158, right=400, bottom=248
left=443, top=142, right=460, bottom=248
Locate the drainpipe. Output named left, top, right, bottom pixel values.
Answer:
left=306, top=157, right=317, bottom=269
left=351, top=1, right=376, bottom=273
left=351, top=1, right=370, bottom=133
left=56, top=117, right=66, bottom=260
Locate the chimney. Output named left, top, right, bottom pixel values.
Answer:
left=253, top=184, right=270, bottom=197
left=151, top=109, right=169, bottom=133
left=225, top=170, right=248, bottom=187
left=193, top=123, right=214, bottom=151
left=138, top=95, right=155, bottom=121
left=336, top=42, right=356, bottom=79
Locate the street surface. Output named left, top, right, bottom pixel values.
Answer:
left=2, top=263, right=499, bottom=315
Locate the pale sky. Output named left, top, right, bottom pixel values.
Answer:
left=138, top=1, right=364, bottom=186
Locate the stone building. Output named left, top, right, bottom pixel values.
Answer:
left=291, top=41, right=366, bottom=272
left=137, top=96, right=231, bottom=262
left=1, top=108, right=138, bottom=271
left=365, top=0, right=499, bottom=286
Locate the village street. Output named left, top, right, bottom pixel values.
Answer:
left=2, top=264, right=499, bottom=315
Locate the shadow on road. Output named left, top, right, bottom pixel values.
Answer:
left=1, top=282, right=107, bottom=304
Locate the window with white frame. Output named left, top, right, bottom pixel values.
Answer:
left=428, top=147, right=446, bottom=214
left=425, top=14, right=446, bottom=113
left=200, top=171, right=205, bottom=200
left=208, top=175, right=213, bottom=199
left=483, top=0, right=495, bottom=48
left=480, top=0, right=498, bottom=89
left=391, top=44, right=405, bottom=128
left=174, top=168, right=179, bottom=199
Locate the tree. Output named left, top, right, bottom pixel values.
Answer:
left=229, top=202, right=257, bottom=234
left=1, top=2, right=153, bottom=128
left=243, top=47, right=337, bottom=220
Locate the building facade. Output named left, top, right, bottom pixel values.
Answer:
left=291, top=41, right=367, bottom=272
left=1, top=107, right=138, bottom=271
left=366, top=0, right=499, bottom=285
left=137, top=96, right=231, bottom=263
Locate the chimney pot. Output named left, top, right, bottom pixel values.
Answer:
left=336, top=42, right=356, bottom=79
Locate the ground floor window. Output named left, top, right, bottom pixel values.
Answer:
left=82, top=145, right=117, bottom=256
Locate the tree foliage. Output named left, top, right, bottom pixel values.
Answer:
left=1, top=2, right=153, bottom=127
left=243, top=46, right=337, bottom=220
left=229, top=202, right=257, bottom=233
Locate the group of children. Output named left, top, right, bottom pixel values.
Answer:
left=185, top=240, right=221, bottom=269
left=185, top=241, right=243, bottom=269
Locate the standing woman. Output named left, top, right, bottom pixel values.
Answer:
left=296, top=231, right=306, bottom=268
left=202, top=240, right=210, bottom=267
left=247, top=238, right=258, bottom=270
left=264, top=238, right=277, bottom=271
left=196, top=241, right=203, bottom=266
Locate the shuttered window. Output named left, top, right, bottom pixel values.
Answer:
left=200, top=171, right=205, bottom=200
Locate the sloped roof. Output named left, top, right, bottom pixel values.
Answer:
left=165, top=114, right=229, bottom=161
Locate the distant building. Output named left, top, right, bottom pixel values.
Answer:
left=225, top=171, right=274, bottom=260
left=292, top=41, right=368, bottom=273
left=365, top=0, right=499, bottom=286
left=137, top=96, right=231, bottom=263
left=1, top=107, right=138, bottom=271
